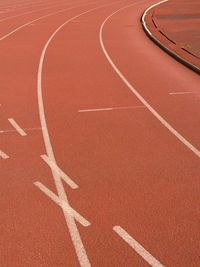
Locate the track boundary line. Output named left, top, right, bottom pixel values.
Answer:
left=141, top=0, right=200, bottom=74
left=141, top=0, right=168, bottom=37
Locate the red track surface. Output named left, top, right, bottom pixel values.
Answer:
left=1, top=0, right=200, bottom=266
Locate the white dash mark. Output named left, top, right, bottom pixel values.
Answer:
left=0, top=150, right=9, bottom=159
left=8, top=118, right=27, bottom=136
left=169, top=92, right=198, bottom=95
left=0, top=127, right=42, bottom=134
left=34, top=181, right=90, bottom=227
left=41, top=154, right=78, bottom=189
left=113, top=226, right=164, bottom=267
left=78, top=105, right=145, bottom=113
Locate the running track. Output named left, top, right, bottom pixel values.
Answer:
left=0, top=0, right=200, bottom=266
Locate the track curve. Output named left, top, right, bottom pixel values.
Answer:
left=1, top=0, right=199, bottom=266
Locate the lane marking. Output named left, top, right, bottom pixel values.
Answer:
left=41, top=154, right=79, bottom=189
left=113, top=226, right=164, bottom=267
left=0, top=0, right=96, bottom=41
left=0, top=127, right=42, bottom=133
left=34, top=182, right=90, bottom=227
left=8, top=118, right=27, bottom=136
left=78, top=105, right=145, bottom=112
left=99, top=3, right=200, bottom=159
left=169, top=91, right=199, bottom=95
left=0, top=0, right=74, bottom=23
left=0, top=150, right=9, bottom=159
left=0, top=0, right=57, bottom=11
left=36, top=1, right=123, bottom=266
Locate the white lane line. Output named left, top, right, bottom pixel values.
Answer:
left=99, top=4, right=200, bottom=159
left=169, top=92, right=198, bottom=95
left=78, top=105, right=145, bottom=112
left=36, top=2, right=123, bottom=266
left=141, top=0, right=169, bottom=36
left=113, top=226, right=164, bottom=267
left=0, top=127, right=42, bottom=133
left=0, top=0, right=72, bottom=23
left=0, top=150, right=9, bottom=159
left=34, top=182, right=90, bottom=227
left=8, top=118, right=27, bottom=136
left=0, top=0, right=96, bottom=41
left=41, top=154, right=79, bottom=189
left=0, top=0, right=55, bottom=11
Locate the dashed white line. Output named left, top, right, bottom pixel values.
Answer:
left=99, top=4, right=200, bottom=159
left=113, top=226, right=164, bottom=267
left=0, top=150, right=9, bottom=159
left=34, top=181, right=90, bottom=227
left=78, top=105, right=145, bottom=112
left=41, top=154, right=79, bottom=189
left=169, top=92, right=198, bottom=95
left=8, top=118, right=27, bottom=136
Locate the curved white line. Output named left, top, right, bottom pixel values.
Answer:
left=141, top=0, right=168, bottom=36
left=37, top=1, right=123, bottom=266
left=99, top=3, right=200, bottom=158
left=0, top=0, right=65, bottom=15
left=0, top=0, right=51, bottom=9
left=0, top=0, right=83, bottom=23
left=0, top=0, right=96, bottom=41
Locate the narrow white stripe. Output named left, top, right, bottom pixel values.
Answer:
left=0, top=1, right=72, bottom=23
left=169, top=92, right=197, bottom=95
left=0, top=1, right=96, bottom=42
left=113, top=226, right=164, bottom=267
left=41, top=154, right=79, bottom=189
left=34, top=182, right=90, bottom=227
left=99, top=4, right=200, bottom=158
left=0, top=150, right=9, bottom=159
left=78, top=105, right=145, bottom=112
left=0, top=127, right=42, bottom=134
left=8, top=118, right=27, bottom=136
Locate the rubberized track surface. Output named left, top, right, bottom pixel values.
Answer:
left=0, top=0, right=200, bottom=266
